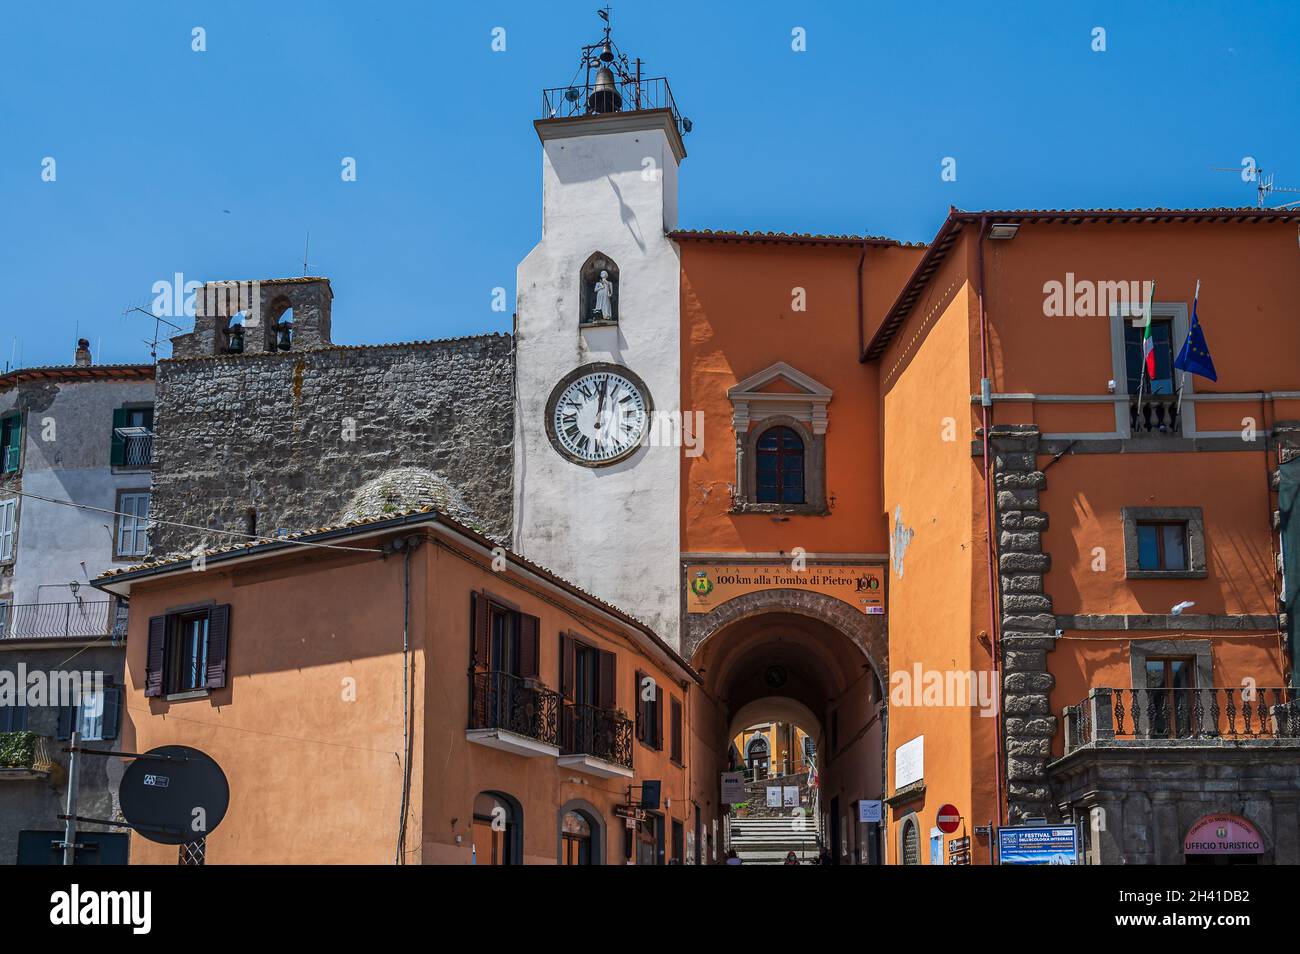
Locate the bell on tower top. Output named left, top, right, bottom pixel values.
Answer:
left=540, top=8, right=691, bottom=142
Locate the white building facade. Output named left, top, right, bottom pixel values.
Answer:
left=513, top=78, right=687, bottom=645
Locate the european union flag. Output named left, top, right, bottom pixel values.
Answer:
left=1174, top=294, right=1217, bottom=382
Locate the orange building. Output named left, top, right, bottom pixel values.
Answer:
left=95, top=509, right=700, bottom=865
left=673, top=231, right=924, bottom=864
left=666, top=209, right=1300, bottom=866
left=868, top=208, right=1300, bottom=864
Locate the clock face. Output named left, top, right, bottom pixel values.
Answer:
left=547, top=364, right=651, bottom=466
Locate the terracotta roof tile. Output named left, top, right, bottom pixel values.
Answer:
left=670, top=228, right=923, bottom=248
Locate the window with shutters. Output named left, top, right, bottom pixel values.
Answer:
left=470, top=592, right=541, bottom=680
left=670, top=696, right=683, bottom=765
left=0, top=498, right=16, bottom=563
left=0, top=696, right=27, bottom=732
left=111, top=405, right=154, bottom=469
left=57, top=682, right=121, bottom=742
left=114, top=490, right=151, bottom=560
left=559, top=631, right=627, bottom=764
left=146, top=604, right=231, bottom=698
left=468, top=592, right=551, bottom=744
left=635, top=671, right=663, bottom=751
left=0, top=412, right=22, bottom=474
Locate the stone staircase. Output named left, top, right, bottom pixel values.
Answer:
left=729, top=815, right=820, bottom=864
left=728, top=772, right=819, bottom=864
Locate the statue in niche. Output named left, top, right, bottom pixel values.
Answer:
left=593, top=270, right=615, bottom=321
left=579, top=252, right=619, bottom=325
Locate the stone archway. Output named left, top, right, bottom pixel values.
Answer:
left=683, top=588, right=888, bottom=679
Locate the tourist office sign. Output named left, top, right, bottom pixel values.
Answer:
left=685, top=563, right=885, bottom=614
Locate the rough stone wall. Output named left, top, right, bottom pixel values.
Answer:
left=150, top=335, right=514, bottom=555
left=1051, top=746, right=1300, bottom=864
left=989, top=424, right=1060, bottom=823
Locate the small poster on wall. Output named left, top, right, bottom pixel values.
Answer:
left=766, top=786, right=782, bottom=808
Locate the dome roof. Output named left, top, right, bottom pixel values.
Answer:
left=338, top=468, right=480, bottom=527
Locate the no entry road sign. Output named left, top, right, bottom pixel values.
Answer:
left=936, top=804, right=962, bottom=834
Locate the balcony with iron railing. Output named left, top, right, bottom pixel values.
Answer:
left=0, top=732, right=58, bottom=779
left=559, top=701, right=633, bottom=777
left=466, top=670, right=561, bottom=757
left=541, top=75, right=687, bottom=139
left=114, top=427, right=154, bottom=467
left=0, top=600, right=127, bottom=641
left=1064, top=686, right=1298, bottom=754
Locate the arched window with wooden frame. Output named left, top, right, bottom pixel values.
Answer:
left=755, top=425, right=805, bottom=504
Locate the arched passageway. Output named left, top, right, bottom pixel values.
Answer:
left=687, top=591, right=888, bottom=865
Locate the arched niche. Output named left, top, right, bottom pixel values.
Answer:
left=579, top=251, right=619, bottom=325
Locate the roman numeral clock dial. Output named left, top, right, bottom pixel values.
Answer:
left=545, top=363, right=652, bottom=467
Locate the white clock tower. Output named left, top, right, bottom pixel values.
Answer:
left=513, top=21, right=687, bottom=645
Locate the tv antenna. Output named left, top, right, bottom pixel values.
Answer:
left=302, top=231, right=318, bottom=276
left=121, top=304, right=183, bottom=363
left=1212, top=161, right=1300, bottom=209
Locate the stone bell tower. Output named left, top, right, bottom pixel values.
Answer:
left=171, top=277, right=333, bottom=359
left=513, top=16, right=691, bottom=644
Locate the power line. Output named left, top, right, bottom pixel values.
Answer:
left=0, top=486, right=383, bottom=555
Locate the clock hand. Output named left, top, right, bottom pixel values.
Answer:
left=596, top=379, right=608, bottom=429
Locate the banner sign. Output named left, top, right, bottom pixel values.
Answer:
left=685, top=563, right=885, bottom=615
left=998, top=826, right=1079, bottom=865
left=720, top=772, right=746, bottom=804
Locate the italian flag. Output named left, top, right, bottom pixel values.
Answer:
left=1142, top=319, right=1156, bottom=382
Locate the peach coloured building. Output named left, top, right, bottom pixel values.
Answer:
left=96, top=509, right=700, bottom=865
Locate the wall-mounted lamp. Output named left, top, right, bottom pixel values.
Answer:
left=988, top=223, right=1020, bottom=240
left=68, top=580, right=80, bottom=599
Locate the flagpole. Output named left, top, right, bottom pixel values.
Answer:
left=1177, top=279, right=1199, bottom=421
left=1135, top=279, right=1155, bottom=430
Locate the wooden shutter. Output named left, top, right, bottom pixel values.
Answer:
left=144, top=614, right=167, bottom=697
left=518, top=614, right=540, bottom=679
left=0, top=499, right=15, bottom=561
left=656, top=684, right=665, bottom=750
left=6, top=413, right=22, bottom=472
left=472, top=591, right=492, bottom=671
left=598, top=650, right=617, bottom=709
left=634, top=670, right=646, bottom=741
left=559, top=633, right=576, bottom=700
left=205, top=604, right=231, bottom=690
left=671, top=696, right=683, bottom=762
left=110, top=407, right=127, bottom=466
left=102, top=685, right=122, bottom=741
left=56, top=703, right=74, bottom=740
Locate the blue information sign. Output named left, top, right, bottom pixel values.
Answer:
left=998, top=826, right=1079, bottom=865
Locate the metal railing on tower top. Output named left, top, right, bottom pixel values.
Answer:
left=540, top=76, right=687, bottom=138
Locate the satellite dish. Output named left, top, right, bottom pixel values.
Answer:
left=119, top=745, right=230, bottom=845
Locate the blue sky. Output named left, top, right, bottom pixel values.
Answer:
left=2, top=1, right=1297, bottom=368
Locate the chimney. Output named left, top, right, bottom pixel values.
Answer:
left=74, top=338, right=92, bottom=367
